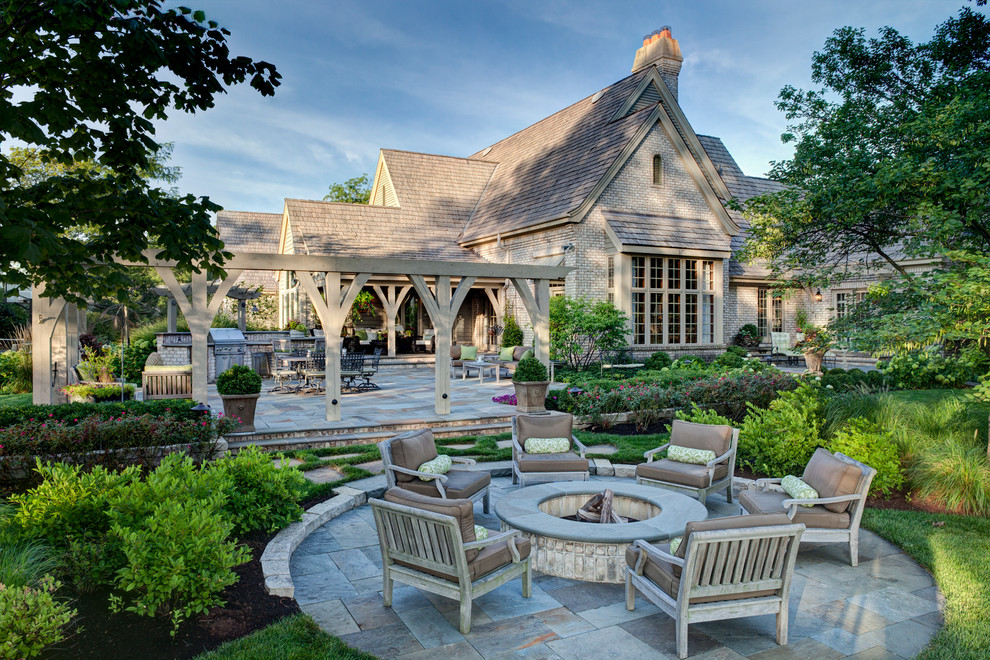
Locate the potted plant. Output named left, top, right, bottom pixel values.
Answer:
left=735, top=323, right=761, bottom=348
left=512, top=356, right=550, bottom=413
left=793, top=325, right=834, bottom=374
left=794, top=309, right=810, bottom=343
left=284, top=319, right=307, bottom=338
left=216, top=364, right=262, bottom=432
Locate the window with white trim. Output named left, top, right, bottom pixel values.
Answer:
left=630, top=256, right=717, bottom=345
left=834, top=290, right=866, bottom=319
left=757, top=288, right=783, bottom=339
left=606, top=256, right=615, bottom=304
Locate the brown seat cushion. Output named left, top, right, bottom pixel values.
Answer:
left=467, top=536, right=531, bottom=582
left=389, top=429, right=438, bottom=482
left=515, top=412, right=573, bottom=445
left=450, top=345, right=462, bottom=360
left=668, top=513, right=791, bottom=577
left=802, top=448, right=864, bottom=513
left=670, top=419, right=733, bottom=456
left=396, top=469, right=492, bottom=500
left=516, top=451, right=588, bottom=473
left=738, top=489, right=850, bottom=529
left=636, top=459, right=729, bottom=489
left=383, top=488, right=478, bottom=562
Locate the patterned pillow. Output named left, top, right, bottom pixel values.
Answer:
left=524, top=437, right=570, bottom=454
left=669, top=536, right=682, bottom=554
left=499, top=346, right=515, bottom=361
left=782, top=475, right=819, bottom=507
left=474, top=525, right=489, bottom=541
left=417, top=454, right=452, bottom=480
left=667, top=444, right=716, bottom=465
left=460, top=345, right=478, bottom=360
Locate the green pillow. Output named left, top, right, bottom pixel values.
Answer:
left=524, top=437, right=570, bottom=454
left=460, top=345, right=477, bottom=360
left=782, top=475, right=819, bottom=507
left=355, top=329, right=368, bottom=340
left=76, top=363, right=94, bottom=381
left=669, top=536, right=682, bottom=554
left=520, top=348, right=534, bottom=361
left=417, top=454, right=452, bottom=480
left=667, top=444, right=716, bottom=465
left=473, top=525, right=488, bottom=541
left=499, top=346, right=515, bottom=361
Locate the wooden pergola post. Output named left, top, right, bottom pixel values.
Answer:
left=297, top=270, right=371, bottom=422
left=483, top=286, right=506, bottom=349
left=373, top=284, right=412, bottom=357
left=30, top=283, right=72, bottom=404
left=511, top=277, right=552, bottom=366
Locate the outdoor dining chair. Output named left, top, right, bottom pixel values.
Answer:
left=301, top=351, right=326, bottom=392
left=340, top=352, right=365, bottom=391
left=269, top=339, right=297, bottom=392
left=359, top=347, right=382, bottom=390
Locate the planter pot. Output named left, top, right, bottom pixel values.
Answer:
left=803, top=350, right=825, bottom=374
left=220, top=393, right=261, bottom=432
left=513, top=380, right=550, bottom=413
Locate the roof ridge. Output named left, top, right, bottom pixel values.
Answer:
left=283, top=197, right=403, bottom=210
left=381, top=148, right=497, bottom=165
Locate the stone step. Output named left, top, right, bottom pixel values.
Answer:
left=238, top=413, right=513, bottom=444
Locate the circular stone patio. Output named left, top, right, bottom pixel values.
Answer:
left=289, top=474, right=942, bottom=659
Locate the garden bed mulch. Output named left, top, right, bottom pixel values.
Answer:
left=44, top=529, right=300, bottom=660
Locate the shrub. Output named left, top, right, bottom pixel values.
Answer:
left=909, top=438, right=990, bottom=516
left=828, top=417, right=904, bottom=496
left=513, top=357, right=547, bottom=382
left=0, top=303, right=28, bottom=337
left=876, top=348, right=977, bottom=390
left=109, top=495, right=250, bottom=636
left=548, top=296, right=628, bottom=370
left=643, top=351, right=672, bottom=370
left=61, top=383, right=135, bottom=402
left=675, top=403, right=734, bottom=427
left=672, top=355, right=706, bottom=370
left=725, top=345, right=748, bottom=358
left=0, top=399, right=200, bottom=428
left=0, top=350, right=31, bottom=395
left=739, top=382, right=823, bottom=476
left=122, top=338, right=156, bottom=384
left=711, top=352, right=745, bottom=369
left=501, top=314, right=523, bottom=348
left=0, top=542, right=58, bottom=590
left=0, top=575, right=77, bottom=659
left=736, top=323, right=760, bottom=346
left=215, top=364, right=262, bottom=396
left=212, top=447, right=307, bottom=534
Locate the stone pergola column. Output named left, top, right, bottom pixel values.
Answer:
left=156, top=266, right=242, bottom=404
left=372, top=284, right=412, bottom=357
left=511, top=278, right=551, bottom=366
left=409, top=274, right=476, bottom=415
left=30, top=283, right=73, bottom=404
left=297, top=270, right=371, bottom=422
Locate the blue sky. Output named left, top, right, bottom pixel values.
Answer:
left=153, top=0, right=976, bottom=215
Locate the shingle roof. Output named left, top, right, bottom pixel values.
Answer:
left=379, top=149, right=496, bottom=226
left=460, top=70, right=656, bottom=242
left=216, top=211, right=282, bottom=292
left=604, top=210, right=731, bottom=252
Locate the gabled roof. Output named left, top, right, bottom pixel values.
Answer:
left=603, top=210, right=731, bottom=253
left=216, top=210, right=282, bottom=292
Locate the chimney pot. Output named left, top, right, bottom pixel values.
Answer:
left=631, top=26, right=684, bottom=99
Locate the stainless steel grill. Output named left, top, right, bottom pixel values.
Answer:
left=209, top=328, right=246, bottom=375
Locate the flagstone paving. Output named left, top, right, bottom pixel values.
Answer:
left=291, top=476, right=940, bottom=659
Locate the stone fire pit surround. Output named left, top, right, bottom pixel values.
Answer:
left=495, top=481, right=708, bottom=583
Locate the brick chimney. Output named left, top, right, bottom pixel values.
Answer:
left=631, top=26, right=683, bottom=100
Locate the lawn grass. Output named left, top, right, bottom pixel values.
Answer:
left=0, top=392, right=31, bottom=407
left=862, top=508, right=990, bottom=659
left=194, top=614, right=376, bottom=660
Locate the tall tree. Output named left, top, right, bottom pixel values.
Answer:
left=0, top=0, right=280, bottom=305
left=324, top=174, right=371, bottom=204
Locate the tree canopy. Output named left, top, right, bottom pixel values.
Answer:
left=324, top=174, right=371, bottom=204
left=0, top=0, right=281, bottom=305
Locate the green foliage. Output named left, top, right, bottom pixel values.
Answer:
left=194, top=613, right=379, bottom=660
left=675, top=403, right=734, bottom=428
left=0, top=1, right=280, bottom=304
left=122, top=338, right=156, bottom=384
left=0, top=304, right=28, bottom=338
left=876, top=348, right=977, bottom=390
left=671, top=355, right=706, bottom=370
left=794, top=308, right=810, bottom=332
left=61, top=383, right=135, bottom=402
left=323, top=174, right=371, bottom=204
left=0, top=398, right=199, bottom=428
left=513, top=357, right=547, bottom=382
left=0, top=542, right=58, bottom=590
left=817, top=367, right=886, bottom=393
left=211, top=447, right=306, bottom=535
left=501, top=314, right=524, bottom=348
left=215, top=364, right=262, bottom=396
left=793, top=325, right=834, bottom=353
left=725, top=345, right=749, bottom=358
left=735, top=324, right=760, bottom=345
left=0, top=575, right=77, bottom=659
left=548, top=296, right=628, bottom=370
left=110, top=495, right=250, bottom=636
left=0, top=350, right=31, bottom=395
left=643, top=351, right=672, bottom=370
left=348, top=289, right=377, bottom=324
left=711, top=351, right=745, bottom=369
left=739, top=382, right=823, bottom=475
left=828, top=417, right=903, bottom=496
left=910, top=439, right=990, bottom=516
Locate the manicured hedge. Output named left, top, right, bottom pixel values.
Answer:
left=0, top=399, right=201, bottom=428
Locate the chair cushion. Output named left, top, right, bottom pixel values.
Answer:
left=383, top=488, right=478, bottom=562
left=636, top=459, right=729, bottom=489
left=398, top=469, right=491, bottom=500
left=667, top=445, right=717, bottom=465
left=389, top=429, right=438, bottom=482
left=516, top=452, right=588, bottom=474
left=669, top=419, right=733, bottom=456
left=418, top=455, right=452, bottom=480
left=468, top=536, right=531, bottom=582
left=520, top=348, right=534, bottom=361
left=512, top=346, right=532, bottom=361
left=524, top=437, right=570, bottom=454
left=450, top=345, right=462, bottom=360
left=802, top=448, right=864, bottom=514
left=460, top=345, right=477, bottom=360
left=499, top=347, right=515, bottom=361
left=143, top=364, right=193, bottom=373
left=738, top=489, right=850, bottom=529
left=781, top=475, right=818, bottom=507
left=516, top=412, right=573, bottom=444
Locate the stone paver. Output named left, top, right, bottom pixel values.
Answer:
left=289, top=476, right=940, bottom=659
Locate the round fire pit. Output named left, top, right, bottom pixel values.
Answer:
left=495, top=482, right=708, bottom=583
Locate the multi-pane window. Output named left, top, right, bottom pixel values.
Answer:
left=606, top=256, right=615, bottom=304
left=631, top=257, right=717, bottom=345
left=835, top=291, right=865, bottom=319
left=757, top=289, right=783, bottom=339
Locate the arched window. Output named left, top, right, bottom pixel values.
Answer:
left=652, top=154, right=663, bottom=185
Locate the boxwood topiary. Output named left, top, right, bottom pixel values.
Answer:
left=644, top=351, right=673, bottom=370
left=215, top=364, right=262, bottom=396
left=513, top=356, right=548, bottom=382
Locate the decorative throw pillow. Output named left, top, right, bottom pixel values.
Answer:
left=524, top=437, right=570, bottom=454
left=669, top=536, right=682, bottom=554
left=460, top=345, right=478, bottom=360
left=499, top=346, right=515, bottom=361
left=417, top=454, right=452, bottom=480
left=667, top=444, right=716, bottom=465
left=781, top=475, right=819, bottom=507
left=474, top=525, right=488, bottom=541
left=520, top=348, right=534, bottom=361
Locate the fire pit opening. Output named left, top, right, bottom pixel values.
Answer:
left=538, top=490, right=661, bottom=525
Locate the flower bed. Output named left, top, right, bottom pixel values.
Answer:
left=0, top=399, right=202, bottom=428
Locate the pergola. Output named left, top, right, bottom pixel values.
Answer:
left=32, top=251, right=572, bottom=421
left=150, top=283, right=264, bottom=332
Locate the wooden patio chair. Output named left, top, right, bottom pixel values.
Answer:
left=626, top=514, right=805, bottom=659
left=510, top=412, right=588, bottom=487
left=738, top=449, right=876, bottom=566
left=378, top=429, right=491, bottom=513
left=636, top=420, right=739, bottom=505
left=370, top=488, right=532, bottom=634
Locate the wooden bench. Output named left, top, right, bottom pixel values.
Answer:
left=141, top=366, right=193, bottom=400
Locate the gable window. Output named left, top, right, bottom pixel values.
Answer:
left=631, top=256, right=717, bottom=346
left=652, top=154, right=663, bottom=186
